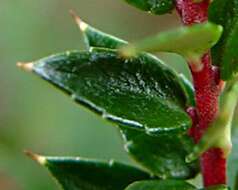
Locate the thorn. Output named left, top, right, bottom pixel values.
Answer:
left=17, top=62, right=33, bottom=72
left=24, top=150, right=46, bottom=165
left=69, top=9, right=88, bottom=31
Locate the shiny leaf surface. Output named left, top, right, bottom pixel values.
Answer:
left=25, top=48, right=191, bottom=134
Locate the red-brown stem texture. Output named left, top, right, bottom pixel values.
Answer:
left=175, top=0, right=226, bottom=187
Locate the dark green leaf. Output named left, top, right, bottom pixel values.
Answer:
left=123, top=0, right=174, bottom=15
left=26, top=153, right=151, bottom=190
left=23, top=48, right=191, bottom=135
left=120, top=126, right=199, bottom=179
left=76, top=16, right=194, bottom=107
left=125, top=180, right=197, bottom=190
left=228, top=128, right=238, bottom=189
left=120, top=22, right=222, bottom=61
left=209, top=0, right=238, bottom=80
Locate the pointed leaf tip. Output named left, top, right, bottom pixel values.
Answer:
left=24, top=150, right=46, bottom=165
left=119, top=45, right=137, bottom=58
left=17, top=62, right=33, bottom=72
left=69, top=10, right=88, bottom=31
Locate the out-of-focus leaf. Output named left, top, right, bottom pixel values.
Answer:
left=209, top=0, right=238, bottom=80
left=19, top=48, right=191, bottom=135
left=26, top=152, right=152, bottom=190
left=120, top=22, right=222, bottom=61
left=123, top=0, right=175, bottom=15
left=120, top=126, right=199, bottom=179
left=125, top=180, right=197, bottom=190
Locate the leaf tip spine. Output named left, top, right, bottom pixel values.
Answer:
left=24, top=150, right=46, bottom=165
left=119, top=45, right=137, bottom=58
left=17, top=62, right=33, bottom=72
left=69, top=9, right=88, bottom=31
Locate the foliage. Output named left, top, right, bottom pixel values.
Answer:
left=17, top=0, right=238, bottom=189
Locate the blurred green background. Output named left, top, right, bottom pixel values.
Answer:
left=0, top=1, right=190, bottom=189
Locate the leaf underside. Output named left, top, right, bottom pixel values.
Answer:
left=209, top=0, right=238, bottom=80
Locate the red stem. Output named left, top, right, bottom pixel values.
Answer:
left=175, top=0, right=226, bottom=187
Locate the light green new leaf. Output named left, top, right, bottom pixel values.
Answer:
left=26, top=152, right=152, bottom=190
left=120, top=22, right=222, bottom=61
left=125, top=180, right=197, bottom=190
left=209, top=0, right=238, bottom=80
left=18, top=48, right=191, bottom=135
left=123, top=0, right=174, bottom=15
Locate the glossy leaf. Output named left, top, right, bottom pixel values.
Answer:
left=209, top=0, right=238, bottom=80
left=26, top=153, right=151, bottom=190
left=125, top=180, right=197, bottom=190
left=74, top=14, right=194, bottom=107
left=123, top=0, right=174, bottom=15
left=120, top=126, right=199, bottom=179
left=120, top=22, right=222, bottom=61
left=20, top=48, right=191, bottom=135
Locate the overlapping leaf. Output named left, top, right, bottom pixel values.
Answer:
left=74, top=14, right=195, bottom=107
left=209, top=0, right=238, bottom=80
left=72, top=17, right=199, bottom=179
left=27, top=153, right=152, bottom=190
left=123, top=0, right=174, bottom=15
